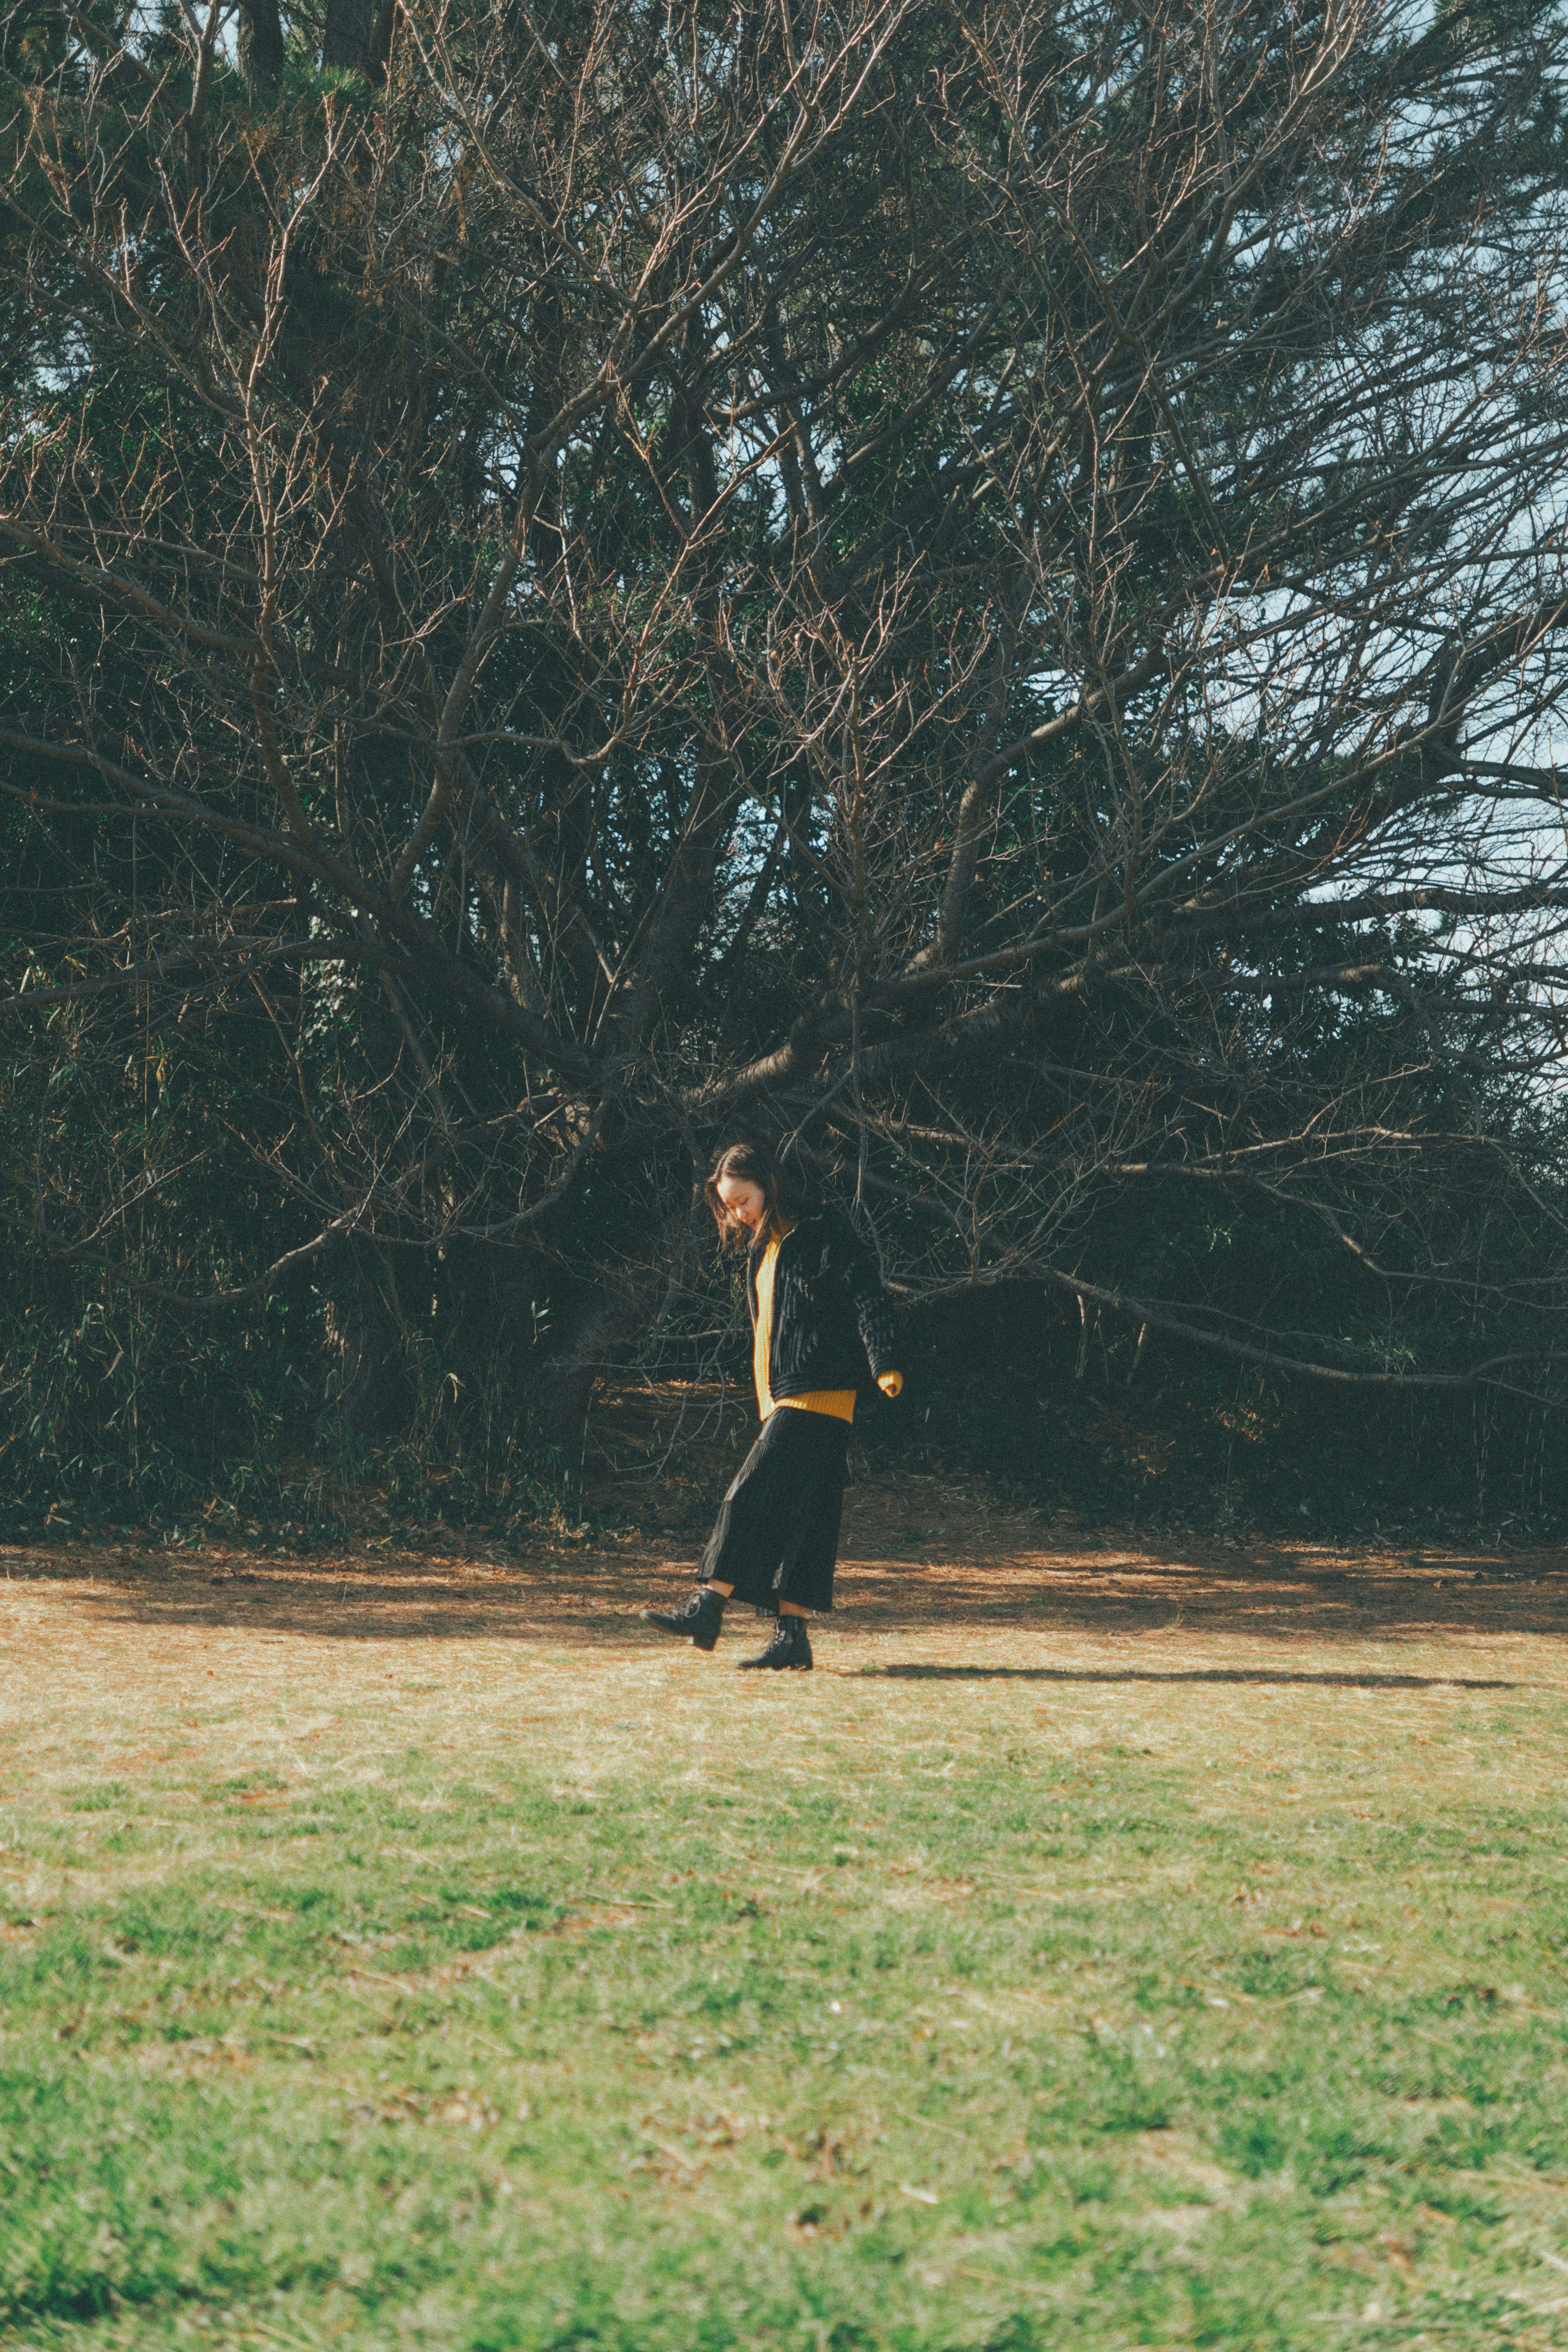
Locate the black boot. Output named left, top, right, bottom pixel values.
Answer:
left=641, top=1587, right=725, bottom=1652
left=738, top=1614, right=813, bottom=1672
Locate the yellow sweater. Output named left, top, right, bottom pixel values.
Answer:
left=753, top=1221, right=856, bottom=1423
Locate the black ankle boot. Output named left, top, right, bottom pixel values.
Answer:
left=738, top=1615, right=813, bottom=1672
left=641, top=1587, right=725, bottom=1652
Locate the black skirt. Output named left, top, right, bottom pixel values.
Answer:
left=700, top=1406, right=850, bottom=1614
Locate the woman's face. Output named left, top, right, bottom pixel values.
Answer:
left=717, top=1175, right=768, bottom=1232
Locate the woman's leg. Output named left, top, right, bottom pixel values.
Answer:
left=697, top=1584, right=800, bottom=1610
left=642, top=1415, right=793, bottom=1648
left=736, top=1609, right=814, bottom=1669
left=641, top=1583, right=727, bottom=1649
left=737, top=1416, right=849, bottom=1672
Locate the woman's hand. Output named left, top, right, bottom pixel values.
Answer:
left=877, top=1370, right=904, bottom=1398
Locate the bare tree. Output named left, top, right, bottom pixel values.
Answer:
left=5, top=0, right=1568, bottom=1428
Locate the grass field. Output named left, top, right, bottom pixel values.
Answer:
left=4, top=1469, right=1568, bottom=2351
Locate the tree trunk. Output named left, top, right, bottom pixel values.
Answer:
left=367, top=0, right=397, bottom=83
left=437, top=1237, right=544, bottom=1392
left=536, top=1280, right=636, bottom=1447
left=238, top=0, right=285, bottom=88
left=321, top=0, right=374, bottom=71
left=323, top=1255, right=410, bottom=1441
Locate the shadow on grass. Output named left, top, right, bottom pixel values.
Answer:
left=860, top=1663, right=1520, bottom=1690
left=7, top=1513, right=1567, bottom=1659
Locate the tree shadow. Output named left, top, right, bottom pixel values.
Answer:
left=4, top=1515, right=1566, bottom=1658
left=859, top=1663, right=1519, bottom=1690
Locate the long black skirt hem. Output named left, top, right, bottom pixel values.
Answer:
left=700, top=1407, right=849, bottom=1614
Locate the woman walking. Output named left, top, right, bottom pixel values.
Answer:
left=643, top=1142, right=903, bottom=1670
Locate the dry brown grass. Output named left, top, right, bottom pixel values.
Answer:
left=4, top=1471, right=1564, bottom=1839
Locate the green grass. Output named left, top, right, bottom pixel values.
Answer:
left=4, top=1625, right=1568, bottom=2349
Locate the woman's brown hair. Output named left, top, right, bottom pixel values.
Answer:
left=704, top=1141, right=810, bottom=1248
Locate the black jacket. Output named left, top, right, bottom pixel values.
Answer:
left=746, top=1211, right=900, bottom=1401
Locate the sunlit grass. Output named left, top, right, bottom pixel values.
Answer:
left=3, top=1536, right=1568, bottom=2350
